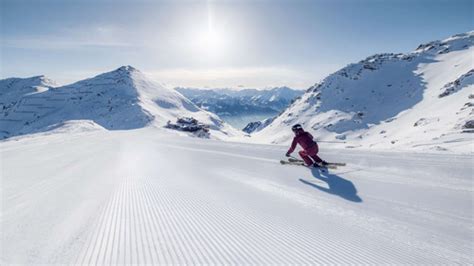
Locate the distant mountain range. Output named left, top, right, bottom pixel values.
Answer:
left=253, top=31, right=474, bottom=153
left=175, top=87, right=304, bottom=117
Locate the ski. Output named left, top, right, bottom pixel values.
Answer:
left=327, top=162, right=346, bottom=166
left=280, top=159, right=337, bottom=169
left=287, top=157, right=306, bottom=163
left=288, top=157, right=345, bottom=167
left=280, top=159, right=306, bottom=166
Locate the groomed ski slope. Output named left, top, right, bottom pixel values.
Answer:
left=2, top=128, right=473, bottom=264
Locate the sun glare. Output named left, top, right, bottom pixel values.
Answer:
left=192, top=0, right=228, bottom=58
left=200, top=28, right=225, bottom=54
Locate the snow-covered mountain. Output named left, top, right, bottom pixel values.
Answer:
left=0, top=75, right=57, bottom=109
left=175, top=86, right=304, bottom=116
left=242, top=117, right=275, bottom=134
left=253, top=32, right=474, bottom=153
left=0, top=66, right=237, bottom=139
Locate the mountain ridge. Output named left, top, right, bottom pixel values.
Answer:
left=175, top=86, right=304, bottom=116
left=253, top=31, right=474, bottom=153
left=0, top=66, right=238, bottom=139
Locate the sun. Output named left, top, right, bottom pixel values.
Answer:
left=190, top=1, right=230, bottom=59
left=203, top=29, right=220, bottom=48
left=196, top=27, right=227, bottom=57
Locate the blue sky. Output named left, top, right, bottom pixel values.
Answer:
left=1, top=0, right=473, bottom=89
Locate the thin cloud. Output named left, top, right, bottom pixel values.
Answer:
left=2, top=26, right=134, bottom=50
left=2, top=37, right=133, bottom=50
left=145, top=65, right=340, bottom=90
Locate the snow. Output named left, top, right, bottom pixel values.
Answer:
left=1, top=128, right=473, bottom=264
left=2, top=31, right=474, bottom=265
left=253, top=32, right=474, bottom=154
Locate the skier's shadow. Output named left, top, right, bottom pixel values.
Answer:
left=299, top=168, right=362, bottom=203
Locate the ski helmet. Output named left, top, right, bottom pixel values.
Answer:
left=292, top=124, right=303, bottom=132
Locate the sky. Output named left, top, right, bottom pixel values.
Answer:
left=1, top=0, right=473, bottom=89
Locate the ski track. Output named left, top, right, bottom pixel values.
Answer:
left=2, top=130, right=473, bottom=264
left=219, top=167, right=469, bottom=263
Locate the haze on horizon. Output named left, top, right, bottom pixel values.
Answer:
left=1, top=0, right=472, bottom=89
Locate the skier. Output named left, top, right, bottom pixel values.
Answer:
left=285, top=124, right=328, bottom=167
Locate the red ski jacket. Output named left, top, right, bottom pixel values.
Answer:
left=287, top=131, right=317, bottom=154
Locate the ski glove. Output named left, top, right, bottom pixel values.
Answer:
left=285, top=153, right=291, bottom=157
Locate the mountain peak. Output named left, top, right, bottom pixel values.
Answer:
left=414, top=30, right=473, bottom=54
left=113, top=65, right=140, bottom=76
left=100, top=65, right=140, bottom=79
left=86, top=65, right=142, bottom=85
left=30, top=75, right=46, bottom=79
